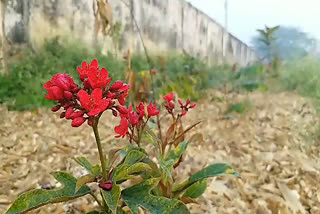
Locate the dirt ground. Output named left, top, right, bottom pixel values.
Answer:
left=1, top=91, right=320, bottom=214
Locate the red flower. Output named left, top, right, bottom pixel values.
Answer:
left=78, top=88, right=109, bottom=116
left=163, top=92, right=174, bottom=102
left=110, top=81, right=124, bottom=91
left=115, top=118, right=128, bottom=138
left=136, top=102, right=145, bottom=119
left=129, top=111, right=139, bottom=126
left=147, top=103, right=160, bottom=117
left=118, top=91, right=129, bottom=105
left=44, top=74, right=76, bottom=101
left=88, top=67, right=112, bottom=89
left=44, top=86, right=63, bottom=101
left=127, top=106, right=139, bottom=126
left=77, top=59, right=99, bottom=81
left=150, top=69, right=157, bottom=75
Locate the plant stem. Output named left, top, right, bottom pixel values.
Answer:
left=92, top=118, right=108, bottom=181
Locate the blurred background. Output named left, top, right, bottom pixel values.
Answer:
left=0, top=0, right=320, bottom=213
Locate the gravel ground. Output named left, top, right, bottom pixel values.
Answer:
left=1, top=91, right=320, bottom=214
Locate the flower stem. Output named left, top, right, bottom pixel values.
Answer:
left=92, top=118, right=108, bottom=181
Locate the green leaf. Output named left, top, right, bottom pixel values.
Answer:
left=117, top=145, right=147, bottom=159
left=101, top=184, right=121, bottom=214
left=112, top=164, right=134, bottom=182
left=166, top=142, right=189, bottom=166
left=141, top=158, right=161, bottom=178
left=112, top=162, right=151, bottom=183
left=127, top=162, right=152, bottom=174
left=75, top=174, right=96, bottom=193
left=173, top=163, right=239, bottom=193
left=6, top=172, right=90, bottom=214
left=123, top=150, right=146, bottom=165
left=122, top=178, right=190, bottom=214
left=182, top=179, right=207, bottom=199
left=73, top=157, right=101, bottom=175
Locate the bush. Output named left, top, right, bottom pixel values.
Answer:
left=276, top=56, right=320, bottom=99
left=0, top=39, right=125, bottom=111
left=0, top=39, right=237, bottom=111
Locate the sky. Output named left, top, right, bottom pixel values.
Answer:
left=187, top=0, right=320, bottom=46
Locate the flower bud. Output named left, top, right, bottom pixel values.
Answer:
left=51, top=105, right=61, bottom=112
left=72, top=117, right=86, bottom=127
left=87, top=119, right=93, bottom=126
left=65, top=107, right=74, bottom=119
left=70, top=111, right=84, bottom=119
left=99, top=180, right=113, bottom=191
left=60, top=112, right=66, bottom=118
left=178, top=99, right=183, bottom=106
left=112, top=109, right=118, bottom=117
left=63, top=91, right=73, bottom=100
left=116, top=106, right=129, bottom=114
left=190, top=103, right=196, bottom=108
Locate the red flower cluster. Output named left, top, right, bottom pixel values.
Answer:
left=44, top=59, right=130, bottom=128
left=114, top=102, right=160, bottom=138
left=163, top=92, right=196, bottom=117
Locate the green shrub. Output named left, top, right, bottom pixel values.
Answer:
left=0, top=39, right=125, bottom=111
left=276, top=56, right=320, bottom=99
left=0, top=39, right=241, bottom=111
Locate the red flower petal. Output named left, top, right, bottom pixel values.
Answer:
left=91, top=59, right=98, bottom=68
left=163, top=92, right=174, bottom=102
left=110, top=81, right=123, bottom=91
left=91, top=88, right=103, bottom=103
left=78, top=90, right=90, bottom=110
left=114, top=118, right=128, bottom=138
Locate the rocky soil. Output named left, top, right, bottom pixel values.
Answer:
left=1, top=91, right=320, bottom=214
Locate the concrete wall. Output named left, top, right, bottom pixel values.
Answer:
left=1, top=0, right=257, bottom=66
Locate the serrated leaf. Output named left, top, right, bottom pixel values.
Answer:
left=182, top=179, right=207, bottom=199
left=75, top=174, right=96, bottom=193
left=122, top=178, right=190, bottom=214
left=6, top=172, right=90, bottom=214
left=101, top=183, right=121, bottom=214
left=173, top=163, right=239, bottom=193
left=73, top=157, right=101, bottom=175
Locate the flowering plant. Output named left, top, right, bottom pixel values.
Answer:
left=6, top=59, right=239, bottom=214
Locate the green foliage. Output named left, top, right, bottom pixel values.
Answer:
left=252, top=26, right=316, bottom=61
left=0, top=39, right=125, bottom=111
left=182, top=179, right=207, bottom=199
left=226, top=100, right=252, bottom=114
left=253, top=25, right=280, bottom=61
left=122, top=178, right=190, bottom=214
left=73, top=157, right=101, bottom=175
left=274, top=56, right=320, bottom=110
left=5, top=172, right=90, bottom=214
left=173, top=163, right=239, bottom=193
left=101, top=184, right=121, bottom=213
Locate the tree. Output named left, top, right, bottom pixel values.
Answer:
left=251, top=26, right=316, bottom=61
